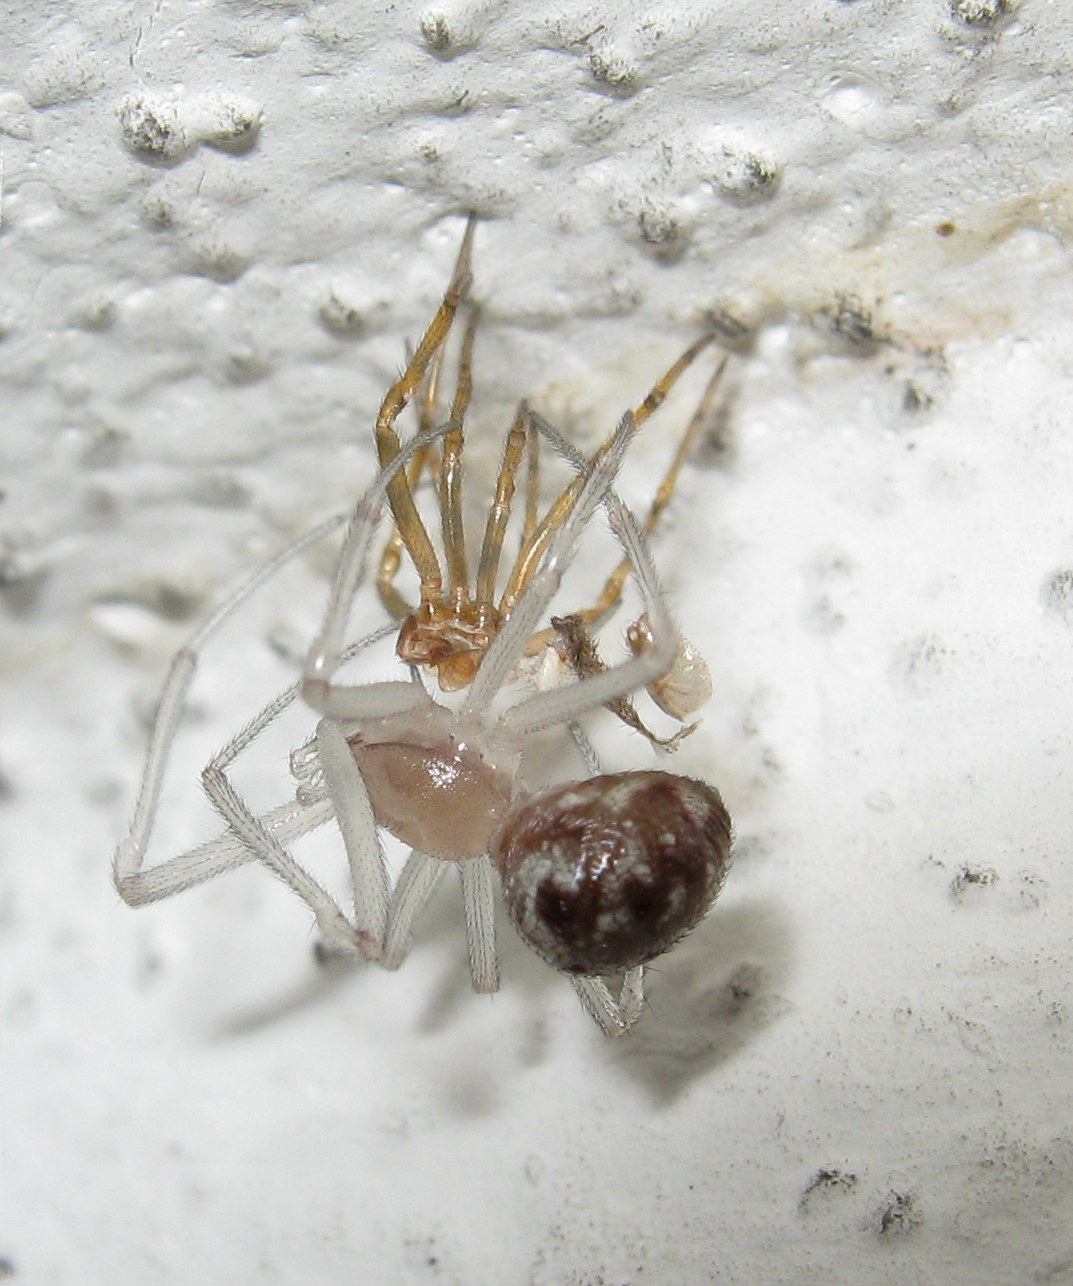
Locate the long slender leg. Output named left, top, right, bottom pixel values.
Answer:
left=381, top=851, right=447, bottom=970
left=115, top=795, right=335, bottom=905
left=201, top=764, right=360, bottom=953
left=524, top=411, right=713, bottom=727
left=374, top=214, right=476, bottom=610
left=561, top=726, right=646, bottom=1034
left=123, top=680, right=493, bottom=988
left=305, top=717, right=470, bottom=977
left=440, top=303, right=479, bottom=612
left=590, top=355, right=727, bottom=620
left=117, top=634, right=392, bottom=904
left=481, top=405, right=684, bottom=742
left=571, top=968, right=646, bottom=1037
left=376, top=453, right=431, bottom=622
left=458, top=854, right=500, bottom=993
left=304, top=420, right=454, bottom=716
left=523, top=412, right=540, bottom=545
left=497, top=484, right=680, bottom=739
left=377, top=338, right=448, bottom=620
left=514, top=409, right=714, bottom=736
left=459, top=403, right=694, bottom=747
left=136, top=668, right=451, bottom=968
left=206, top=624, right=396, bottom=781
left=524, top=355, right=727, bottom=652
left=550, top=612, right=696, bottom=749
left=313, top=718, right=390, bottom=956
left=194, top=642, right=429, bottom=957
left=458, top=410, right=641, bottom=725
left=472, top=401, right=528, bottom=622
left=497, top=334, right=715, bottom=617
left=114, top=511, right=348, bottom=902
left=376, top=529, right=415, bottom=622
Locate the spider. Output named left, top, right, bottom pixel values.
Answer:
left=114, top=215, right=733, bottom=1036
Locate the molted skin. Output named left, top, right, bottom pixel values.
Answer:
left=626, top=615, right=713, bottom=720
left=491, top=771, right=732, bottom=974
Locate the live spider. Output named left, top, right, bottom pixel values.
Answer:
left=114, top=215, right=733, bottom=1036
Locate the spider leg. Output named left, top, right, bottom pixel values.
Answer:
left=314, top=712, right=499, bottom=990
left=571, top=969, right=646, bottom=1037
left=494, top=424, right=682, bottom=740
left=523, top=410, right=540, bottom=545
left=381, top=851, right=447, bottom=970
left=472, top=401, right=529, bottom=621
left=311, top=716, right=391, bottom=955
left=376, top=452, right=430, bottom=622
left=194, top=648, right=432, bottom=961
left=304, top=420, right=454, bottom=718
left=458, top=854, right=500, bottom=993
left=459, top=409, right=636, bottom=724
left=440, top=303, right=479, bottom=613
left=200, top=763, right=360, bottom=955
left=497, top=333, right=715, bottom=618
left=524, top=355, right=727, bottom=653
left=550, top=612, right=696, bottom=750
left=374, top=214, right=476, bottom=611
left=114, top=512, right=348, bottom=905
left=568, top=718, right=602, bottom=776
left=377, top=338, right=449, bottom=621
left=558, top=730, right=647, bottom=1035
left=593, top=355, right=726, bottom=619
left=531, top=409, right=715, bottom=727
left=115, top=795, right=335, bottom=906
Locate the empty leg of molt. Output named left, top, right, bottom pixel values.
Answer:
left=304, top=422, right=453, bottom=708
left=439, top=303, right=480, bottom=609
left=586, top=354, right=728, bottom=625
left=462, top=413, right=635, bottom=724
left=372, top=217, right=476, bottom=607
left=472, top=402, right=529, bottom=619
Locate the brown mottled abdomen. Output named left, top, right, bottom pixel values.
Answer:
left=491, top=771, right=732, bottom=975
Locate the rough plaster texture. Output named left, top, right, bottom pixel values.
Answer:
left=2, top=1, right=1073, bottom=1283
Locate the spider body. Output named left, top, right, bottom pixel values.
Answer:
left=492, top=771, right=731, bottom=975
left=348, top=716, right=514, bottom=862
left=115, top=215, right=732, bottom=1035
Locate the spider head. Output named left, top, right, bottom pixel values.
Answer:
left=396, top=602, right=500, bottom=692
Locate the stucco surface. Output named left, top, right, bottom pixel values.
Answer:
left=2, top=2, right=1072, bottom=1283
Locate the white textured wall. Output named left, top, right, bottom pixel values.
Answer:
left=3, top=2, right=1073, bottom=1283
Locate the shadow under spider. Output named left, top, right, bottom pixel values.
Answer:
left=205, top=869, right=488, bottom=1041
left=209, top=946, right=362, bottom=1040
left=604, top=897, right=796, bottom=1104
left=206, top=884, right=792, bottom=1096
